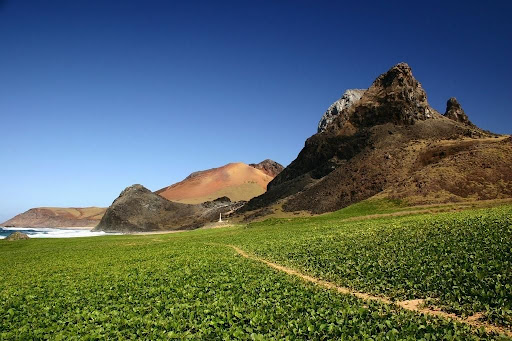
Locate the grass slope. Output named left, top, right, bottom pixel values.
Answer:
left=235, top=205, right=512, bottom=327
left=1, top=203, right=511, bottom=339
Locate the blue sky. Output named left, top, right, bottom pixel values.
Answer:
left=1, top=0, right=511, bottom=221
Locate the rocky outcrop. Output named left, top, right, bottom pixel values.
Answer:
left=327, top=62, right=439, bottom=134
left=201, top=196, right=231, bottom=208
left=1, top=207, right=106, bottom=228
left=444, top=97, right=474, bottom=126
left=266, top=62, right=441, bottom=192
left=94, top=184, right=239, bottom=233
left=5, top=232, right=30, bottom=241
left=242, top=62, right=507, bottom=216
left=249, top=159, right=284, bottom=177
left=317, top=89, right=366, bottom=133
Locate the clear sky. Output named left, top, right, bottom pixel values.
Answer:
left=1, top=0, right=511, bottom=221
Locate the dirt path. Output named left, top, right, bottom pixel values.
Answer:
left=225, top=244, right=511, bottom=338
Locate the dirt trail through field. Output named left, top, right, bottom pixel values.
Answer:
left=225, top=244, right=511, bottom=337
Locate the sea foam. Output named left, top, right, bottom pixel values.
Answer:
left=0, top=227, right=118, bottom=239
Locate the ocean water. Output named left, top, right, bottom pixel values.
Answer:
left=0, top=227, right=117, bottom=239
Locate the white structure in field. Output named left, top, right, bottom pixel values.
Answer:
left=218, top=213, right=222, bottom=223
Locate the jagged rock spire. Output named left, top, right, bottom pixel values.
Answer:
left=443, top=97, right=474, bottom=126
left=353, top=62, right=436, bottom=125
left=322, top=63, right=438, bottom=135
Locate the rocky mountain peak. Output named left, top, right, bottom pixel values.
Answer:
left=317, top=89, right=366, bottom=133
left=244, top=62, right=505, bottom=218
left=249, top=159, right=284, bottom=177
left=373, top=62, right=413, bottom=88
left=326, top=62, right=438, bottom=131
left=118, top=184, right=152, bottom=199
left=444, top=97, right=473, bottom=126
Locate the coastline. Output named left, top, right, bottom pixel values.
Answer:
left=0, top=226, right=110, bottom=239
left=1, top=226, right=93, bottom=230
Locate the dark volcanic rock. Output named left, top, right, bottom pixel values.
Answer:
left=266, top=62, right=438, bottom=192
left=444, top=97, right=474, bottom=126
left=241, top=62, right=507, bottom=216
left=330, top=62, right=438, bottom=133
left=201, top=196, right=231, bottom=208
left=249, top=159, right=284, bottom=177
left=5, top=232, right=30, bottom=241
left=94, top=185, right=200, bottom=232
left=94, top=184, right=240, bottom=233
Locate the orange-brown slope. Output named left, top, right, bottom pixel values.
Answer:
left=1, top=207, right=106, bottom=228
left=155, top=162, right=277, bottom=204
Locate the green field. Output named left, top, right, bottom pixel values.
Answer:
left=1, top=203, right=511, bottom=339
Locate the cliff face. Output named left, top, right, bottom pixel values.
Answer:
left=94, top=184, right=240, bottom=232
left=317, top=89, right=366, bottom=133
left=268, top=63, right=442, bottom=191
left=1, top=207, right=106, bottom=228
left=242, top=62, right=510, bottom=216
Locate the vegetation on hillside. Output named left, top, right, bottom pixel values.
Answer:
left=236, top=204, right=512, bottom=327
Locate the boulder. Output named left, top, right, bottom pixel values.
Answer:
left=5, top=232, right=30, bottom=241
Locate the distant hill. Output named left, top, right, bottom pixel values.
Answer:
left=3, top=160, right=283, bottom=230
left=242, top=63, right=512, bottom=216
left=155, top=161, right=283, bottom=204
left=1, top=207, right=106, bottom=228
left=95, top=160, right=283, bottom=232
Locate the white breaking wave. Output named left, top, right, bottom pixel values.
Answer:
left=0, top=227, right=119, bottom=239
